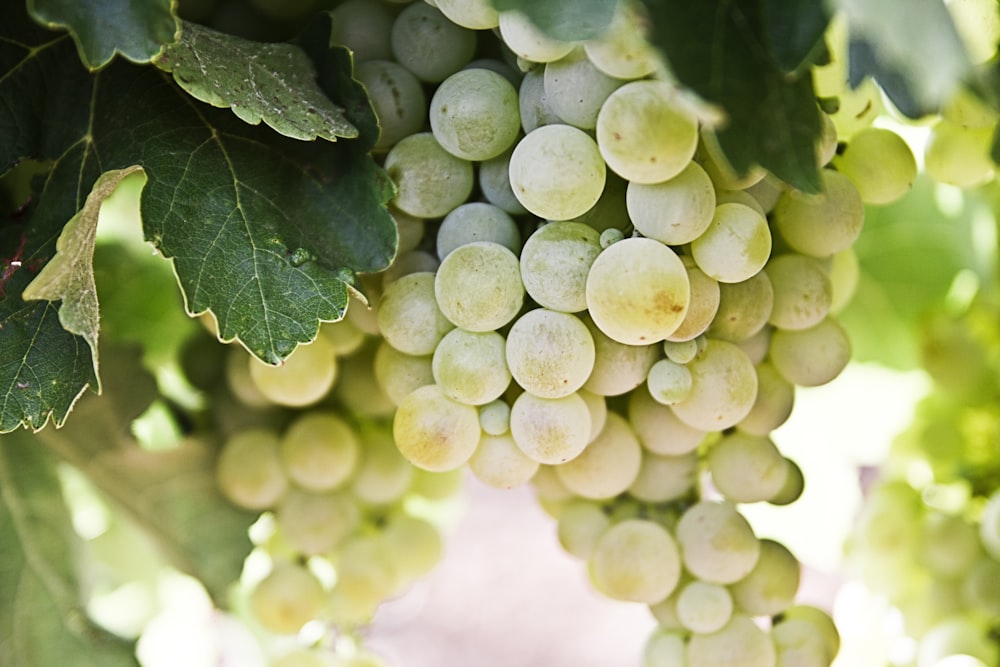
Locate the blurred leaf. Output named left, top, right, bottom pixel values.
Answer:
left=762, top=0, right=830, bottom=74
left=0, top=433, right=139, bottom=667
left=641, top=0, right=823, bottom=192
left=155, top=21, right=358, bottom=142
left=27, top=0, right=178, bottom=69
left=491, top=0, right=620, bottom=42
left=848, top=37, right=925, bottom=119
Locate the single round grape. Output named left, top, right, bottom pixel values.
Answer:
left=430, top=68, right=521, bottom=161
left=664, top=339, right=698, bottom=364
left=582, top=315, right=659, bottom=396
left=509, top=124, right=607, bottom=220
left=556, top=412, right=642, bottom=499
left=319, top=317, right=365, bottom=357
left=707, top=271, right=775, bottom=342
left=469, top=432, right=540, bottom=488
left=518, top=67, right=562, bottom=134
left=833, top=127, right=917, bottom=205
left=687, top=614, right=776, bottom=667
left=646, top=359, right=693, bottom=406
left=479, top=399, right=512, bottom=436
left=498, top=9, right=576, bottom=63
left=328, top=0, right=394, bottom=62
left=766, top=253, right=833, bottom=331
left=626, top=161, right=716, bottom=245
left=543, top=48, right=624, bottom=130
left=509, top=391, right=592, bottom=464
left=675, top=500, right=760, bottom=584
left=373, top=340, right=434, bottom=405
left=643, top=629, right=687, bottom=667
left=380, top=249, right=440, bottom=290
left=772, top=169, right=864, bottom=258
left=596, top=80, right=699, bottom=183
left=280, top=411, right=359, bottom=492
left=355, top=59, right=427, bottom=152
left=588, top=518, right=682, bottom=604
left=600, top=228, right=624, bottom=248
left=383, top=132, right=474, bottom=219
left=433, top=328, right=511, bottom=405
left=557, top=499, right=612, bottom=560
left=828, top=247, right=860, bottom=313
left=585, top=237, right=690, bottom=345
left=924, top=117, right=998, bottom=188
left=738, top=361, right=796, bottom=435
left=393, top=384, right=481, bottom=471
left=377, top=272, right=454, bottom=356
left=628, top=388, right=706, bottom=456
left=350, top=426, right=414, bottom=506
left=249, top=562, right=327, bottom=635
left=436, top=202, right=521, bottom=260
left=479, top=146, right=530, bottom=215
left=381, top=513, right=444, bottom=583
left=772, top=606, right=840, bottom=667
left=275, top=488, right=359, bottom=555
left=327, top=536, right=397, bottom=625
left=390, top=2, right=477, bottom=82
left=769, top=457, right=805, bottom=506
left=668, top=259, right=721, bottom=342
left=520, top=221, right=602, bottom=313
left=248, top=335, right=337, bottom=407
left=676, top=580, right=734, bottom=635
left=434, top=241, right=525, bottom=332
left=627, top=450, right=698, bottom=503
left=690, top=202, right=772, bottom=284
left=730, top=538, right=801, bottom=617
left=506, top=309, right=595, bottom=399
left=708, top=431, right=788, bottom=503
left=671, top=338, right=759, bottom=431
left=583, top=0, right=661, bottom=79
left=434, top=0, right=499, bottom=29
left=769, top=316, right=851, bottom=387
left=216, top=428, right=288, bottom=510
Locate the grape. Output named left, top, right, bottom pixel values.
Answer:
left=319, top=318, right=365, bottom=357
left=772, top=608, right=839, bottom=667
left=917, top=617, right=1000, bottom=667
left=675, top=500, right=760, bottom=584
left=478, top=399, right=512, bottom=436
left=583, top=0, right=661, bottom=79
left=555, top=412, right=643, bottom=499
left=745, top=172, right=785, bottom=215
left=828, top=77, right=883, bottom=140
left=585, top=237, right=690, bottom=345
left=556, top=499, right=612, bottom=560
left=383, top=132, right=474, bottom=218
left=392, top=384, right=482, bottom=471
left=707, top=270, right=775, bottom=343
left=627, top=450, right=698, bottom=503
left=355, top=60, right=427, bottom=152
left=771, top=169, right=864, bottom=258
left=646, top=359, right=693, bottom=406
left=708, top=431, right=788, bottom=503
left=643, top=629, right=687, bottom=667
left=380, top=513, right=443, bottom=583
left=469, top=432, right=541, bottom=489
left=626, top=161, right=716, bottom=245
left=664, top=339, right=698, bottom=364
left=430, top=68, right=521, bottom=161
left=596, top=80, right=699, bottom=183
left=766, top=253, right=832, bottom=331
left=690, top=202, right=772, bottom=284
left=688, top=614, right=776, bottom=667
left=676, top=580, right=734, bottom=634
left=924, top=118, right=997, bottom=188
left=738, top=361, right=796, bottom=436
left=379, top=249, right=440, bottom=289
left=436, top=202, right=521, bottom=260
left=328, top=0, right=394, bottom=62
left=349, top=426, right=414, bottom=506
left=506, top=309, right=595, bottom=399
left=543, top=48, right=624, bottom=130
left=828, top=247, right=860, bottom=313
left=980, top=489, right=1000, bottom=560
left=668, top=259, right=721, bottom=342
left=248, top=335, right=337, bottom=408
left=729, top=538, right=801, bottom=616
left=508, top=124, right=607, bottom=220
left=769, top=316, right=851, bottom=387
left=582, top=315, right=659, bottom=396
left=390, top=2, right=477, bottom=82
left=769, top=457, right=804, bottom=506
left=434, top=0, right=499, bottom=29
left=671, top=338, right=758, bottom=431
left=833, top=127, right=917, bottom=205
left=578, top=389, right=607, bottom=441
left=280, top=411, right=359, bottom=492
left=509, top=391, right=592, bottom=464
left=498, top=10, right=576, bottom=63
left=275, top=488, right=360, bottom=555
left=392, top=206, right=427, bottom=256
left=628, top=387, right=706, bottom=456
left=249, top=562, right=327, bottom=635
left=697, top=133, right=767, bottom=191
left=941, top=85, right=998, bottom=130
left=478, top=146, right=530, bottom=215
left=519, top=221, right=602, bottom=313
left=377, top=271, right=454, bottom=356
left=518, top=67, right=562, bottom=134
left=588, top=518, right=682, bottom=604
left=216, top=428, right=288, bottom=510
left=572, top=171, right=631, bottom=233
left=373, top=340, right=434, bottom=405
left=600, top=228, right=624, bottom=248
left=716, top=188, right=767, bottom=216
left=432, top=328, right=511, bottom=405
left=434, top=241, right=525, bottom=332
left=328, top=536, right=397, bottom=625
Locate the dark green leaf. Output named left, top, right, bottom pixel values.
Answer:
left=27, top=0, right=179, bottom=70
left=641, top=0, right=823, bottom=192
left=155, top=21, right=358, bottom=142
left=0, top=433, right=139, bottom=667
left=762, top=0, right=830, bottom=74
left=491, top=0, right=620, bottom=42
left=848, top=37, right=926, bottom=119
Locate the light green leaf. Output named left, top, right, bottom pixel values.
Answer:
left=490, top=0, right=620, bottom=42
left=27, top=0, right=179, bottom=70
left=156, top=21, right=359, bottom=142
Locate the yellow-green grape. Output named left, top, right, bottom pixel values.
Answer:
left=627, top=450, right=698, bottom=503
left=275, top=488, right=360, bottom=555
left=377, top=272, right=454, bottom=356
left=688, top=613, right=776, bottom=667
left=707, top=270, right=774, bottom=343
left=737, top=361, right=796, bottom=436
left=829, top=77, right=884, bottom=140
left=557, top=499, right=612, bottom=560
left=815, top=111, right=839, bottom=168
left=573, top=171, right=631, bottom=233
left=349, top=426, right=414, bottom=506
left=715, top=188, right=766, bottom=216
left=509, top=391, right=592, bottom=464
left=435, top=0, right=499, bottom=29
left=772, top=169, right=864, bottom=258
left=319, top=319, right=365, bottom=359
left=772, top=606, right=840, bottom=667
left=248, top=335, right=337, bottom=408
left=392, top=207, right=426, bottom=256
left=280, top=411, right=359, bottom=492
left=924, top=118, right=997, bottom=188
left=519, top=221, right=602, bottom=314
left=769, top=316, right=851, bottom=387
left=380, top=513, right=444, bottom=584
left=383, top=132, right=474, bottom=218
left=582, top=315, right=659, bottom=396
left=646, top=359, right=693, bottom=406
left=380, top=250, right=440, bottom=290
left=643, top=629, right=687, bottom=667
left=941, top=85, right=998, bottom=130
left=249, top=561, right=327, bottom=635
left=478, top=399, right=512, bottom=436
left=332, top=343, right=396, bottom=420
left=578, top=389, right=608, bottom=441
left=833, top=127, right=917, bottom=205
left=328, top=536, right=397, bottom=626
left=328, top=0, right=393, bottom=62
left=543, top=48, right=624, bottom=130
left=596, top=80, right=700, bottom=184
left=766, top=253, right=833, bottom=331
left=827, top=247, right=860, bottom=313
left=676, top=580, right=734, bottom=634
left=583, top=0, right=661, bottom=80
left=697, top=133, right=767, bottom=190
left=390, top=2, right=477, bottom=82
left=626, top=162, right=715, bottom=245
left=410, top=466, right=465, bottom=501
left=735, top=322, right=772, bottom=365
left=498, top=9, right=576, bottom=63
left=531, top=464, right=576, bottom=512
left=216, top=428, right=288, bottom=510
left=648, top=578, right=688, bottom=631
left=373, top=340, right=434, bottom=405
left=430, top=68, right=521, bottom=161
left=628, top=387, right=706, bottom=456
left=355, top=59, right=427, bottom=152
left=769, top=457, right=804, bottom=506
left=506, top=309, right=596, bottom=399
left=690, top=203, right=772, bottom=284
left=707, top=432, right=788, bottom=503
left=729, top=538, right=801, bottom=616
left=676, top=501, right=760, bottom=584
left=346, top=291, right=380, bottom=336
left=434, top=241, right=525, bottom=332
left=518, top=67, right=562, bottom=134
left=468, top=432, right=540, bottom=488
left=588, top=518, right=682, bottom=604
left=664, top=339, right=699, bottom=364
left=670, top=338, right=758, bottom=431
left=555, top=412, right=642, bottom=499
left=668, top=260, right=721, bottom=342
left=435, top=202, right=521, bottom=260
left=947, top=0, right=1000, bottom=64
left=393, top=384, right=481, bottom=471
left=432, top=328, right=511, bottom=405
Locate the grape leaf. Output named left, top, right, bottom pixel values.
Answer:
left=155, top=21, right=359, bottom=143
left=34, top=346, right=257, bottom=604
left=641, top=0, right=823, bottom=193
left=27, top=0, right=179, bottom=70
left=762, top=0, right=830, bottom=74
left=0, top=432, right=140, bottom=667
left=490, top=0, right=619, bottom=42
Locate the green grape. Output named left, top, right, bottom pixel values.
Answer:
left=349, top=426, right=414, bottom=506
left=383, top=133, right=474, bottom=218
left=510, top=391, right=592, bottom=464
left=690, top=202, right=772, bottom=284
left=434, top=0, right=499, bottom=29
left=833, top=127, right=917, bottom=205
left=372, top=340, right=434, bottom=406
left=248, top=335, right=337, bottom=407
left=596, top=80, right=699, bottom=183
left=772, top=607, right=839, bottom=667
left=333, top=342, right=397, bottom=420
left=600, top=228, right=624, bottom=248
left=329, top=0, right=394, bottom=62
left=328, top=536, right=397, bottom=626
left=346, top=291, right=380, bottom=337
left=643, top=629, right=686, bottom=667
left=828, top=77, right=884, bottom=140
left=532, top=464, right=576, bottom=510
left=436, top=202, right=521, bottom=260
left=430, top=68, right=521, bottom=161
left=772, top=169, right=864, bottom=258
left=434, top=241, right=525, bottom=332
left=543, top=48, right=624, bottom=130
left=729, top=538, right=801, bottom=617
left=676, top=580, right=734, bottom=634
left=498, top=9, right=576, bottom=63
left=671, top=338, right=758, bottom=431
left=941, top=85, right=998, bottom=130
left=380, top=513, right=444, bottom=584
left=735, top=322, right=772, bottom=365
left=664, top=339, right=699, bottom=364
left=478, top=399, right=512, bottom=436
left=627, top=450, right=697, bottom=503
left=924, top=118, right=998, bottom=188
left=280, top=411, right=359, bottom=492
left=708, top=431, right=788, bottom=503
left=585, top=237, right=690, bottom=345
left=319, top=318, right=365, bottom=357
left=377, top=272, right=454, bottom=356
left=688, top=613, right=776, bottom=667
left=216, top=428, right=288, bottom=510
left=745, top=171, right=786, bottom=215
left=468, top=432, right=540, bottom=488
left=355, top=59, right=427, bottom=152
left=980, top=489, right=1000, bottom=560
left=716, top=188, right=766, bottom=216
left=697, top=133, right=767, bottom=191
left=676, top=501, right=760, bottom=584
left=947, top=0, right=1000, bottom=64
left=410, top=466, right=465, bottom=501
left=555, top=412, right=643, bottom=499
left=249, top=561, right=327, bottom=635
left=433, top=328, right=511, bottom=406
left=628, top=387, right=707, bottom=456
left=583, top=0, right=661, bottom=79
left=815, top=111, right=839, bottom=168
left=828, top=247, right=860, bottom=313
left=766, top=253, right=833, bottom=331
left=737, top=361, right=796, bottom=436
left=519, top=221, right=602, bottom=314
left=626, top=161, right=716, bottom=245
left=518, top=67, right=562, bottom=134
left=582, top=315, right=659, bottom=396
left=557, top=499, right=612, bottom=560
left=508, top=124, right=607, bottom=220
left=506, top=309, right=595, bottom=399
left=578, top=388, right=608, bottom=441
left=768, top=316, right=851, bottom=387
left=707, top=270, right=775, bottom=343
left=668, top=259, right=721, bottom=342
left=646, top=359, right=693, bottom=406
left=768, top=457, right=804, bottom=506
left=380, top=250, right=440, bottom=290
left=275, top=488, right=360, bottom=555
left=588, top=518, right=683, bottom=604
left=478, top=146, right=530, bottom=215
left=392, top=206, right=426, bottom=256
left=393, top=384, right=482, bottom=471
left=390, top=2, right=477, bottom=83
